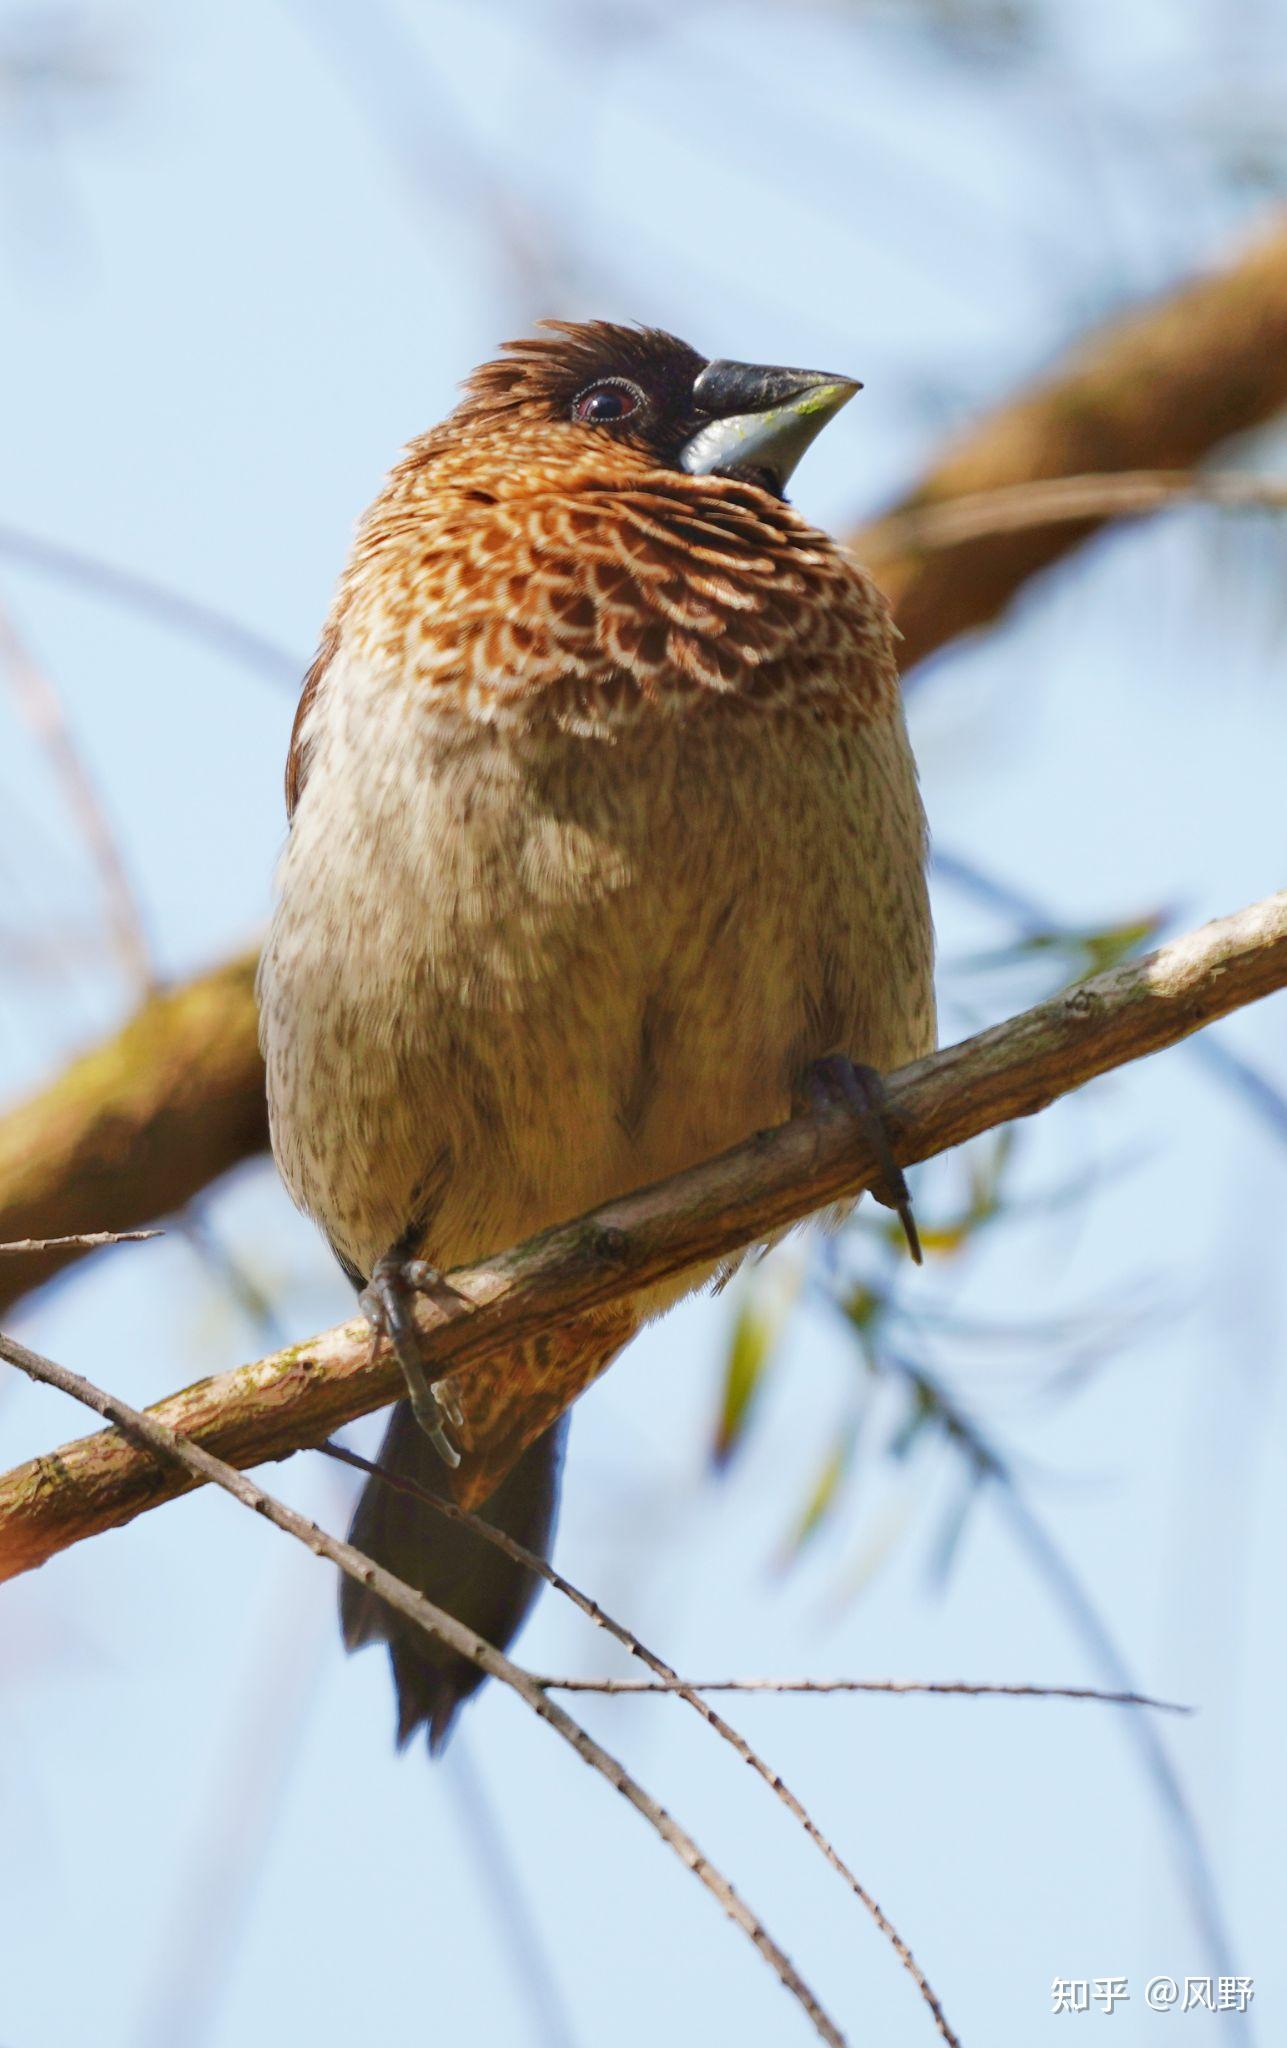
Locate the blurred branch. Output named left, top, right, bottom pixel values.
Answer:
left=2, top=888, right=1282, bottom=1570
left=446, top=1742, right=581, bottom=2048
left=878, top=1346, right=1244, bottom=2014
left=1, top=1331, right=850, bottom=2048
left=871, top=468, right=1287, bottom=553
left=1193, top=1031, right=1287, bottom=1145
left=6, top=222, right=1287, bottom=1309
left=853, top=214, right=1287, bottom=671
left=989, top=1454, right=1245, bottom=2011
left=134, top=1555, right=332, bottom=2048
left=0, top=519, right=299, bottom=685
left=0, top=601, right=155, bottom=1000
left=171, top=1203, right=287, bottom=1351
left=0, top=952, right=264, bottom=1310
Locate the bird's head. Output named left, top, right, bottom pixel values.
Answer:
left=312, top=318, right=892, bottom=764
left=449, top=320, right=860, bottom=501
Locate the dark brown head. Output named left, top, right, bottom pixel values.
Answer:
left=452, top=319, right=860, bottom=500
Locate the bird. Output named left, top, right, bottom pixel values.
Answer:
left=257, top=320, right=935, bottom=1754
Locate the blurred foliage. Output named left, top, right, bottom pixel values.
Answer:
left=957, top=910, right=1167, bottom=987
left=711, top=1261, right=802, bottom=1468
left=707, top=891, right=1177, bottom=1591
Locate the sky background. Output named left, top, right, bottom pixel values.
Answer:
left=1, top=2, right=1286, bottom=2044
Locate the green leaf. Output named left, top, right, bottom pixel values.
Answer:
left=779, top=1422, right=859, bottom=1561
left=711, top=1285, right=787, bottom=1469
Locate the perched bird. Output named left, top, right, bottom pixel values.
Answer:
left=258, top=322, right=935, bottom=1752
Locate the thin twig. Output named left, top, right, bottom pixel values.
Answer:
left=321, top=1438, right=961, bottom=2045
left=0, top=1332, right=848, bottom=2048
left=539, top=1676, right=1189, bottom=1708
left=0, top=1228, right=161, bottom=1255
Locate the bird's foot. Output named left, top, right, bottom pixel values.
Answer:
left=796, top=1055, right=922, bottom=1266
left=360, top=1253, right=468, bottom=1467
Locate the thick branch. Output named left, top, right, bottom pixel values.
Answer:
left=4, top=221, right=1287, bottom=1309
left=2, top=890, right=1282, bottom=1579
left=855, top=215, right=1287, bottom=669
left=0, top=953, right=263, bottom=1311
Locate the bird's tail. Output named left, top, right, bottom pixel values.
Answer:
left=340, top=1400, right=570, bottom=1754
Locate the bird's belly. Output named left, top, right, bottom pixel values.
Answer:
left=259, top=705, right=932, bottom=1280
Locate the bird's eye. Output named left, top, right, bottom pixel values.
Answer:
left=572, top=382, right=641, bottom=424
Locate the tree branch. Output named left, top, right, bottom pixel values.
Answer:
left=539, top=1678, right=1186, bottom=1707
left=317, top=1437, right=961, bottom=2042
left=2, top=889, right=1282, bottom=1576
left=0, top=1331, right=849, bottom=2048
left=0, top=953, right=263, bottom=1311
left=854, top=214, right=1287, bottom=669
left=5, top=220, right=1287, bottom=1311
left=867, top=469, right=1287, bottom=555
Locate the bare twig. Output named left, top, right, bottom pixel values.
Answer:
left=319, top=1437, right=960, bottom=2044
left=1, top=888, right=1282, bottom=1569
left=0, top=1330, right=849, bottom=2048
left=0, top=1228, right=161, bottom=1255
left=540, top=1676, right=1188, bottom=1708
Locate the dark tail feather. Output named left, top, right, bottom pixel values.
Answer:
left=340, top=1402, right=568, bottom=1755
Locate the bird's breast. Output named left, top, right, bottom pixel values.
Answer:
left=259, top=650, right=932, bottom=1279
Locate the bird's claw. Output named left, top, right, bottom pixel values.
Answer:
left=432, top=1380, right=467, bottom=1434
left=361, top=1252, right=465, bottom=1467
left=406, top=1382, right=463, bottom=1468
left=797, top=1055, right=922, bottom=1266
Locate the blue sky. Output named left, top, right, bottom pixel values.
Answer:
left=1, top=3, right=1285, bottom=2044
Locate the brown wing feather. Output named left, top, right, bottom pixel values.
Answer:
left=285, top=622, right=340, bottom=820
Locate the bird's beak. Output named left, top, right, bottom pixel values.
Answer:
left=680, top=358, right=861, bottom=494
